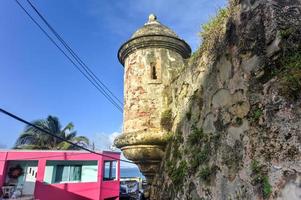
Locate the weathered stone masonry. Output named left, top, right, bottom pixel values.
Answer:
left=115, top=14, right=191, bottom=183
left=115, top=1, right=301, bottom=199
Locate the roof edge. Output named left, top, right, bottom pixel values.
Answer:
left=118, top=34, right=191, bottom=65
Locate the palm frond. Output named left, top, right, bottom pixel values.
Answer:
left=62, top=122, right=74, bottom=133
left=14, top=115, right=89, bottom=151
left=14, top=144, right=50, bottom=150
left=66, top=131, right=77, bottom=140
left=72, top=136, right=89, bottom=145
left=14, top=132, right=36, bottom=147
left=56, top=141, right=72, bottom=150
left=47, top=116, right=61, bottom=135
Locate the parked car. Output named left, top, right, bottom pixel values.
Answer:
left=120, top=178, right=146, bottom=200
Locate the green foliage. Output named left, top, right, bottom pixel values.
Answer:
left=169, top=160, right=188, bottom=189
left=190, top=144, right=210, bottom=171
left=254, top=109, right=263, bottom=121
left=201, top=8, right=229, bottom=34
left=279, top=28, right=294, bottom=39
left=167, top=124, right=221, bottom=188
left=165, top=130, right=187, bottom=190
left=278, top=51, right=301, bottom=99
left=160, top=109, right=173, bottom=131
left=262, top=176, right=272, bottom=199
left=250, top=107, right=263, bottom=122
left=187, top=126, right=204, bottom=146
left=174, top=131, right=184, bottom=143
left=251, top=160, right=261, bottom=174
left=266, top=28, right=301, bottom=100
left=187, top=125, right=221, bottom=172
left=183, top=147, right=189, bottom=155
left=199, top=166, right=211, bottom=182
left=167, top=131, right=184, bottom=162
left=173, top=143, right=182, bottom=160
left=198, top=165, right=217, bottom=184
left=165, top=131, right=184, bottom=173
left=190, top=48, right=201, bottom=64
left=210, top=133, right=221, bottom=149
left=250, top=160, right=272, bottom=199
left=14, top=115, right=89, bottom=150
left=281, top=51, right=301, bottom=69
left=199, top=8, right=230, bottom=53
left=235, top=117, right=243, bottom=126
left=199, top=144, right=210, bottom=163
left=166, top=160, right=173, bottom=173
left=229, top=0, right=240, bottom=6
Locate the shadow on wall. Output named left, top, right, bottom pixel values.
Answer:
left=34, top=181, right=93, bottom=200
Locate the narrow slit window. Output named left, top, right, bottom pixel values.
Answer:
left=151, top=63, right=157, bottom=80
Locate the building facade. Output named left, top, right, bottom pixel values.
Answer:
left=0, top=150, right=120, bottom=200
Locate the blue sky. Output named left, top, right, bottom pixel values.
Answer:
left=0, top=0, right=226, bottom=166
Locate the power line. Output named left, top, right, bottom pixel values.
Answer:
left=14, top=0, right=123, bottom=113
left=26, top=0, right=123, bottom=107
left=15, top=0, right=123, bottom=112
left=0, top=108, right=133, bottom=164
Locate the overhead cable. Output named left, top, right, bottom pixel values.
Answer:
left=14, top=0, right=123, bottom=112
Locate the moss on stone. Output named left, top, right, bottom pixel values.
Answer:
left=250, top=160, right=272, bottom=199
left=198, top=165, right=218, bottom=184
left=264, top=28, right=301, bottom=100
left=172, top=143, right=182, bottom=160
left=168, top=160, right=188, bottom=190
left=163, top=132, right=174, bottom=142
left=278, top=51, right=301, bottom=100
left=190, top=145, right=210, bottom=171
left=186, top=125, right=222, bottom=172
left=167, top=131, right=184, bottom=163
left=166, top=160, right=173, bottom=171
left=249, top=106, right=263, bottom=123
left=161, top=109, right=173, bottom=131
left=199, top=166, right=211, bottom=182
left=211, top=134, right=221, bottom=150
left=188, top=126, right=204, bottom=146
left=235, top=117, right=243, bottom=126
left=279, top=28, right=295, bottom=39
left=251, top=160, right=261, bottom=174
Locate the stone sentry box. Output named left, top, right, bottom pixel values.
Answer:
left=114, top=14, right=191, bottom=183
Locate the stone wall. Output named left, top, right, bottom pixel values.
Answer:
left=123, top=47, right=186, bottom=134
left=151, top=0, right=301, bottom=199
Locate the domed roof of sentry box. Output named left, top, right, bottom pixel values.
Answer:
left=131, top=14, right=178, bottom=38
left=118, top=14, right=191, bottom=65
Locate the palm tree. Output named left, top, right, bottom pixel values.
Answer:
left=14, top=115, right=89, bottom=150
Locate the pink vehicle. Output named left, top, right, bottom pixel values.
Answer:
left=0, top=150, right=120, bottom=200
